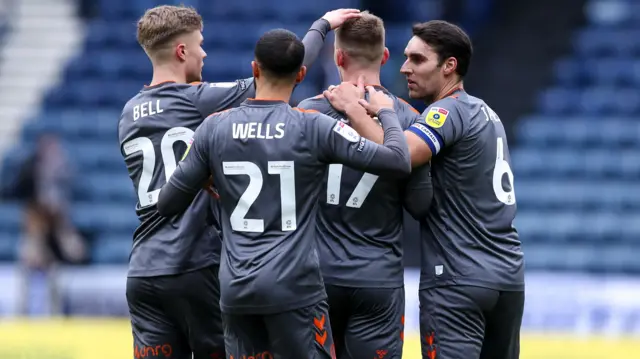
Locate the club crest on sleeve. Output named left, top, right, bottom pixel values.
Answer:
left=332, top=121, right=360, bottom=143
left=425, top=107, right=449, bottom=128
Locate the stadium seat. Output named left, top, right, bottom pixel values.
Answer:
left=91, top=235, right=132, bottom=264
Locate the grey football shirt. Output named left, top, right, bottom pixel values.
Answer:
left=298, top=86, right=422, bottom=288
left=406, top=89, right=525, bottom=291
left=118, top=79, right=254, bottom=277
left=165, top=99, right=410, bottom=314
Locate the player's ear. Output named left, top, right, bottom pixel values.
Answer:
left=296, top=66, right=307, bottom=84
left=442, top=56, right=457, bottom=76
left=381, top=47, right=390, bottom=66
left=335, top=49, right=346, bottom=68
left=176, top=43, right=187, bottom=62
left=251, top=61, right=260, bottom=79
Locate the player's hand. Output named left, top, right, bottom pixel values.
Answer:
left=323, top=80, right=365, bottom=112
left=358, top=86, right=394, bottom=116
left=322, top=9, right=361, bottom=30
left=203, top=176, right=220, bottom=200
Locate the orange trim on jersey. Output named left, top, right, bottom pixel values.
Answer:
left=189, top=81, right=202, bottom=85
left=248, top=98, right=286, bottom=102
left=398, top=98, right=420, bottom=114
left=144, top=80, right=175, bottom=88
left=206, top=108, right=231, bottom=119
left=442, top=86, right=463, bottom=100
left=293, top=107, right=319, bottom=113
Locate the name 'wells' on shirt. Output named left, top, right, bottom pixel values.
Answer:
left=232, top=122, right=285, bottom=140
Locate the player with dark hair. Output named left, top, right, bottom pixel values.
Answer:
left=155, top=28, right=411, bottom=359
left=326, top=20, right=524, bottom=359
left=118, top=5, right=360, bottom=359
left=298, top=11, right=433, bottom=359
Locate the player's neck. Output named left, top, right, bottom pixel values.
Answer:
left=341, top=70, right=381, bottom=86
left=435, top=80, right=464, bottom=102
left=150, top=65, right=187, bottom=86
left=255, top=83, right=293, bottom=103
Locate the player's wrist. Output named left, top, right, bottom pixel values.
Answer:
left=309, top=19, right=331, bottom=37
left=344, top=102, right=368, bottom=120
left=376, top=108, right=395, bottom=117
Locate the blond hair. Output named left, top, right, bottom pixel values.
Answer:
left=335, top=11, right=385, bottom=64
left=137, top=5, right=203, bottom=60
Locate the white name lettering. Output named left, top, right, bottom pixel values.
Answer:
left=232, top=123, right=285, bottom=139
left=133, top=100, right=164, bottom=121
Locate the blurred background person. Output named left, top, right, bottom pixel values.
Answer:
left=14, top=134, right=86, bottom=316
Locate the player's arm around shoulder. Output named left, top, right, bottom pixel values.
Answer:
left=157, top=117, right=215, bottom=217
left=405, top=96, right=464, bottom=167
left=401, top=162, right=434, bottom=220
left=186, top=79, right=255, bottom=118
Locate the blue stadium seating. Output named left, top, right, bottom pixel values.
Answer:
left=10, top=0, right=638, bottom=275
left=2, top=0, right=444, bottom=264
left=518, top=0, right=640, bottom=273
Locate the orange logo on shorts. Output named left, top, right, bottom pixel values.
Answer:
left=134, top=344, right=172, bottom=358
left=424, top=332, right=436, bottom=359
left=314, top=314, right=328, bottom=346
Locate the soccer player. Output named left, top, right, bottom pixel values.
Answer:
left=118, top=5, right=360, bottom=359
left=155, top=28, right=412, bottom=359
left=325, top=20, right=524, bottom=359
left=297, top=12, right=433, bottom=359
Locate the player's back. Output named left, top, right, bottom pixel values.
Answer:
left=118, top=82, right=233, bottom=277
left=298, top=87, right=419, bottom=288
left=416, top=90, right=523, bottom=291
left=207, top=99, right=334, bottom=314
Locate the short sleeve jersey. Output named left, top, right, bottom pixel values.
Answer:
left=406, top=89, right=525, bottom=291
left=171, top=99, right=387, bottom=314
left=118, top=79, right=254, bottom=277
left=298, top=87, right=420, bottom=288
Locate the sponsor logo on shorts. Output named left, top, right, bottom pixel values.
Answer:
left=375, top=349, right=388, bottom=358
left=230, top=352, right=273, bottom=359
left=314, top=314, right=328, bottom=346
left=134, top=344, right=172, bottom=358
left=424, top=332, right=437, bottom=359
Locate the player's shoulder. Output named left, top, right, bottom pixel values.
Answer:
left=203, top=106, right=237, bottom=126
left=297, top=94, right=332, bottom=112
left=191, top=78, right=254, bottom=92
left=418, top=95, right=466, bottom=129
left=394, top=97, right=420, bottom=115
left=425, top=95, right=460, bottom=114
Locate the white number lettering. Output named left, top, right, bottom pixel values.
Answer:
left=223, top=162, right=264, bottom=232
left=123, top=127, right=194, bottom=207
left=223, top=161, right=297, bottom=233
left=493, top=137, right=516, bottom=205
left=326, top=164, right=378, bottom=208
left=268, top=162, right=297, bottom=231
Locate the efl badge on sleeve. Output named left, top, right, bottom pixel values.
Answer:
left=332, top=121, right=360, bottom=143
left=425, top=107, right=449, bottom=129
